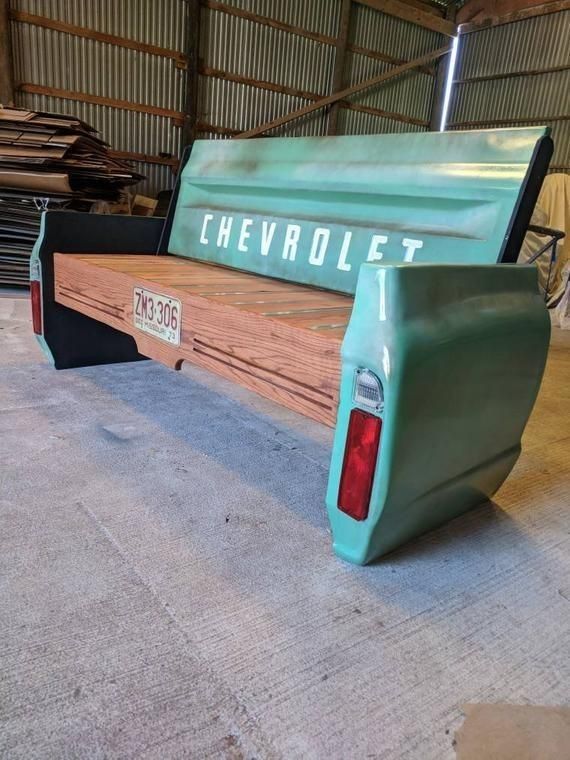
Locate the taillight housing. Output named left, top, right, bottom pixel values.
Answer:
left=31, top=280, right=42, bottom=334
left=338, top=409, right=382, bottom=521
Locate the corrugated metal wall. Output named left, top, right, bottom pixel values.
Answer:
left=448, top=10, right=570, bottom=172
left=9, top=0, right=186, bottom=196
left=198, top=0, right=444, bottom=138
left=8, top=0, right=447, bottom=194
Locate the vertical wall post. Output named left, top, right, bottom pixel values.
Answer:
left=182, top=0, right=201, bottom=147
left=429, top=4, right=457, bottom=131
left=327, top=0, right=352, bottom=135
left=0, top=0, right=14, bottom=106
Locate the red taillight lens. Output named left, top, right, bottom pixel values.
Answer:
left=338, top=409, right=382, bottom=521
left=31, top=280, right=42, bottom=334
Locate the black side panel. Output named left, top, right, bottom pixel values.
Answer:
left=500, top=135, right=554, bottom=263
left=158, top=145, right=192, bottom=253
left=37, top=210, right=164, bottom=369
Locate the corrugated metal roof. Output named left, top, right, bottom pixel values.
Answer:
left=200, top=6, right=335, bottom=95
left=351, top=2, right=444, bottom=60
left=220, top=0, right=341, bottom=38
left=199, top=0, right=444, bottom=136
left=11, top=22, right=185, bottom=111
left=11, top=0, right=186, bottom=50
left=337, top=107, right=426, bottom=135
left=345, top=51, right=435, bottom=123
left=198, top=75, right=328, bottom=135
left=449, top=11, right=569, bottom=170
left=9, top=0, right=450, bottom=196
left=18, top=92, right=182, bottom=157
left=451, top=69, right=568, bottom=124
left=455, top=10, right=569, bottom=79
left=10, top=0, right=186, bottom=196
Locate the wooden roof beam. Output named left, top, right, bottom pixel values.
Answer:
left=354, top=0, right=457, bottom=36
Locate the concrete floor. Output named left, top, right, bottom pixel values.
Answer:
left=1, top=292, right=569, bottom=760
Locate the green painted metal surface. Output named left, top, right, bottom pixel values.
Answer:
left=169, top=128, right=549, bottom=294
left=326, top=263, right=550, bottom=564
left=32, top=129, right=553, bottom=564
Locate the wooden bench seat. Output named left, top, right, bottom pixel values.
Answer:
left=54, top=253, right=353, bottom=426
left=33, top=129, right=554, bottom=564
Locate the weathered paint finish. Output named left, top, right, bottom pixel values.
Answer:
left=169, top=128, right=549, bottom=294
left=327, top=263, right=550, bottom=564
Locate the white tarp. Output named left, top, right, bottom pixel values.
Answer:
left=519, top=173, right=570, bottom=328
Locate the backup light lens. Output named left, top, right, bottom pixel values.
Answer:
left=338, top=409, right=382, bottom=521
left=31, top=280, right=42, bottom=334
left=353, top=369, right=383, bottom=411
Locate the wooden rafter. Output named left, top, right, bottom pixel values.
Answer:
left=201, top=0, right=335, bottom=45
left=354, top=0, right=457, bottom=36
left=17, top=84, right=184, bottom=124
left=454, top=63, right=570, bottom=84
left=449, top=115, right=569, bottom=128
left=459, top=0, right=570, bottom=33
left=203, top=0, right=437, bottom=75
left=200, top=66, right=428, bottom=127
left=9, top=9, right=187, bottom=66
left=235, top=44, right=450, bottom=139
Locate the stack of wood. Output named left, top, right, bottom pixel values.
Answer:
left=0, top=106, right=144, bottom=286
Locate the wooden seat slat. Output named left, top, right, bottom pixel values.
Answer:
left=53, top=252, right=348, bottom=425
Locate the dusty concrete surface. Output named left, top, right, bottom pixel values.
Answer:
left=1, top=293, right=569, bottom=760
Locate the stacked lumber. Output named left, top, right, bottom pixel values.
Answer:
left=0, top=106, right=144, bottom=286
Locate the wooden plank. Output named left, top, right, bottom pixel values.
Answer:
left=449, top=115, right=569, bottom=128
left=200, top=67, right=428, bottom=127
left=202, top=0, right=436, bottom=74
left=328, top=0, right=352, bottom=135
left=459, top=0, right=570, bottom=33
left=200, top=65, right=323, bottom=101
left=16, top=84, right=184, bottom=122
left=235, top=44, right=450, bottom=139
left=354, top=0, right=457, bottom=36
left=346, top=43, right=435, bottom=76
left=0, top=0, right=14, bottom=106
left=9, top=9, right=187, bottom=65
left=53, top=254, right=349, bottom=426
left=201, top=0, right=337, bottom=46
left=454, top=63, right=570, bottom=84
left=344, top=101, right=428, bottom=127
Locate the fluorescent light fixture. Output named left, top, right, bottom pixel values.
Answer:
left=439, top=35, right=460, bottom=132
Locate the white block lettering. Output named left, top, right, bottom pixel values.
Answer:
left=402, top=237, right=423, bottom=262
left=200, top=213, right=214, bottom=245
left=367, top=234, right=388, bottom=262
left=308, top=227, right=330, bottom=267
left=282, top=224, right=301, bottom=261
left=260, top=221, right=277, bottom=256
left=337, top=231, right=352, bottom=272
left=237, top=218, right=253, bottom=252
left=216, top=215, right=233, bottom=248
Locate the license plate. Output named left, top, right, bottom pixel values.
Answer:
left=133, top=287, right=181, bottom=345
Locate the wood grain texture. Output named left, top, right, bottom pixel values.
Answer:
left=9, top=10, right=187, bottom=64
left=54, top=254, right=352, bottom=426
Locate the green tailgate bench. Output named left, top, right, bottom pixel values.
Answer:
left=30, top=128, right=553, bottom=564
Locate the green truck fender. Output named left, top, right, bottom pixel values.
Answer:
left=326, top=263, right=550, bottom=565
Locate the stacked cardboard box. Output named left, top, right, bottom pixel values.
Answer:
left=0, top=107, right=144, bottom=286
